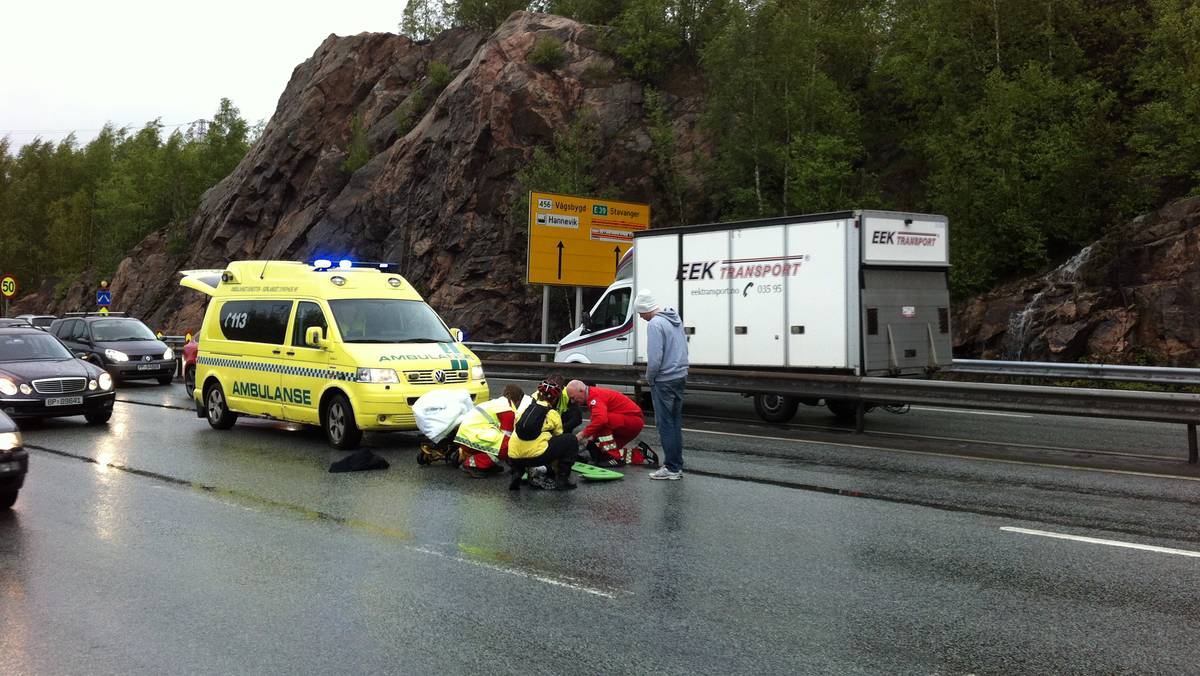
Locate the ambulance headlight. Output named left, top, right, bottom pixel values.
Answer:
left=105, top=349, right=129, bottom=362
left=355, top=368, right=399, bottom=384
left=0, top=431, right=21, bottom=451
left=163, top=347, right=175, bottom=360
left=471, top=366, right=485, bottom=380
left=0, top=378, right=17, bottom=396
left=330, top=276, right=346, bottom=287
left=387, top=278, right=402, bottom=288
left=99, top=373, right=114, bottom=391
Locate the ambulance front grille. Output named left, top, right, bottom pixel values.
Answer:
left=404, top=369, right=469, bottom=384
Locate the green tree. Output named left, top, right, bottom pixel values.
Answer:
left=401, top=0, right=452, bottom=40
left=452, top=0, right=531, bottom=30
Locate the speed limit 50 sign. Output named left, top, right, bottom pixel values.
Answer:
left=0, top=275, right=17, bottom=299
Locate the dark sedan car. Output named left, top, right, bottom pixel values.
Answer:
left=50, top=315, right=175, bottom=385
left=0, top=409, right=26, bottom=508
left=0, top=328, right=116, bottom=424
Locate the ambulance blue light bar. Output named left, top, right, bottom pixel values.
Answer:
left=309, top=259, right=397, bottom=271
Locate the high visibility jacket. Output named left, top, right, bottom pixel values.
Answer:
left=454, top=396, right=517, bottom=455
left=507, top=397, right=563, bottom=460
left=580, top=386, right=643, bottom=439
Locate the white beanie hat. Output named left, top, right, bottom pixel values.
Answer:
left=634, top=289, right=659, bottom=314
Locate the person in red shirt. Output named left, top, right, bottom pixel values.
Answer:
left=566, top=380, right=645, bottom=466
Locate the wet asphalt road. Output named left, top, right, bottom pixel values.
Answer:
left=2, top=380, right=1199, bottom=674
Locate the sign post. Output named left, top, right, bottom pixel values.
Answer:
left=527, top=192, right=650, bottom=348
left=0, top=274, right=17, bottom=318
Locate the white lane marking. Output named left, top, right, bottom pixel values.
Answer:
left=1000, top=527, right=1200, bottom=558
left=642, top=424, right=1200, bottom=483
left=410, top=546, right=619, bottom=599
left=911, top=406, right=1031, bottom=418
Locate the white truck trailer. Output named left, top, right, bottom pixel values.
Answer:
left=554, top=210, right=953, bottom=422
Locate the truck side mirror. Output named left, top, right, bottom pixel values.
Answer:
left=449, top=327, right=465, bottom=342
left=305, top=326, right=325, bottom=348
left=580, top=314, right=594, bottom=333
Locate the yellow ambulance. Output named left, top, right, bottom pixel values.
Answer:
left=179, top=260, right=490, bottom=449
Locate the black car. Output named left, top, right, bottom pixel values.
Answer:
left=50, top=315, right=175, bottom=385
left=0, top=327, right=116, bottom=424
left=0, top=409, right=26, bottom=508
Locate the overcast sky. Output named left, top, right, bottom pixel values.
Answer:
left=1, top=1, right=405, bottom=150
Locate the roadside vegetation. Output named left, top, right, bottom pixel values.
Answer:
left=405, top=0, right=1200, bottom=299
left=0, top=98, right=253, bottom=289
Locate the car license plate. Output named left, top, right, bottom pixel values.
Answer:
left=137, top=363, right=159, bottom=371
left=46, top=396, right=83, bottom=407
left=0, top=461, right=17, bottom=473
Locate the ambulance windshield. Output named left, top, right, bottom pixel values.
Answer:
left=329, top=299, right=454, bottom=344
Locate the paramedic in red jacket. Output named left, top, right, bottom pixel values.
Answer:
left=566, top=380, right=645, bottom=462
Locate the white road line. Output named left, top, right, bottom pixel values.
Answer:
left=911, top=406, right=1032, bottom=418
left=643, top=424, right=1200, bottom=483
left=410, top=546, right=619, bottom=599
left=1000, top=527, right=1200, bottom=558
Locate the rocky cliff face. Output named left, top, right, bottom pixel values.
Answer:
left=955, top=196, right=1200, bottom=365
left=16, top=12, right=707, bottom=339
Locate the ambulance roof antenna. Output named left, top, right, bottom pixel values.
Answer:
left=259, top=260, right=269, bottom=280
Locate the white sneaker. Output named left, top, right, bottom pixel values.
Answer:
left=649, top=467, right=682, bottom=480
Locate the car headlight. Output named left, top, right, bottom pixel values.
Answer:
left=0, top=378, right=17, bottom=396
left=105, top=349, right=129, bottom=362
left=18, top=384, right=32, bottom=395
left=355, top=368, right=399, bottom=383
left=0, top=431, right=21, bottom=451
left=471, top=365, right=485, bottom=380
left=163, top=347, right=175, bottom=360
left=89, top=379, right=98, bottom=391
left=98, top=373, right=114, bottom=391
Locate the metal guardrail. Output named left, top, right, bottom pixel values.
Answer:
left=479, top=360, right=1200, bottom=464
left=947, top=359, right=1200, bottom=387
left=465, top=343, right=1200, bottom=388
left=465, top=342, right=558, bottom=356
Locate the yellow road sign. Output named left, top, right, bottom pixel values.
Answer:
left=0, top=275, right=16, bottom=299
left=526, top=191, right=650, bottom=287
left=98, top=307, right=109, bottom=315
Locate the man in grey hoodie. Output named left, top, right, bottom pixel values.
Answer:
left=635, top=289, right=688, bottom=479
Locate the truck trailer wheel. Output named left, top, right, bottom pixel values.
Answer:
left=754, top=394, right=798, bottom=423
left=826, top=399, right=859, bottom=422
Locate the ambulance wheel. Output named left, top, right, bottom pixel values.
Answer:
left=204, top=382, right=238, bottom=430
left=753, top=394, right=798, bottom=423
left=322, top=393, right=362, bottom=450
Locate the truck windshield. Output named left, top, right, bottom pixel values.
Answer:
left=91, top=319, right=157, bottom=342
left=0, top=334, right=73, bottom=361
left=329, top=299, right=453, bottom=344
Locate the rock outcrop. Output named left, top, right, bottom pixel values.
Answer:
left=15, top=12, right=707, bottom=340
left=955, top=196, right=1200, bottom=365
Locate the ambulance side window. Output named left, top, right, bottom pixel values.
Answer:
left=218, top=300, right=292, bottom=344
left=292, top=302, right=328, bottom=347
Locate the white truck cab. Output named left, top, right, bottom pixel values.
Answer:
left=555, top=250, right=635, bottom=365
